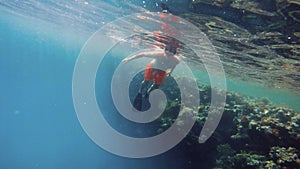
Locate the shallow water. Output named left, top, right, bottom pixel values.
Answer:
left=0, top=9, right=181, bottom=169
left=1, top=1, right=299, bottom=169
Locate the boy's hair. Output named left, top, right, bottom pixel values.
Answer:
left=165, top=37, right=179, bottom=54
left=165, top=45, right=177, bottom=54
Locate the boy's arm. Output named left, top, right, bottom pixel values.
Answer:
left=122, top=53, right=143, bottom=63
left=122, top=49, right=164, bottom=63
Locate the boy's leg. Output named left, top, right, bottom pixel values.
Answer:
left=138, top=80, right=151, bottom=96
left=134, top=80, right=150, bottom=111
left=146, top=83, right=160, bottom=95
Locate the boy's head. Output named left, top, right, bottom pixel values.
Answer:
left=165, top=45, right=177, bottom=55
left=164, top=37, right=179, bottom=55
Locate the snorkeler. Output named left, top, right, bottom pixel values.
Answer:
left=122, top=41, right=180, bottom=111
left=122, top=3, right=181, bottom=111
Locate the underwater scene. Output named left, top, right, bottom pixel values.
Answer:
left=1, top=0, right=299, bottom=169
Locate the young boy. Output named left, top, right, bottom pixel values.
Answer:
left=122, top=42, right=180, bottom=111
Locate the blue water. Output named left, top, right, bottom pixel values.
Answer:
left=194, top=70, right=300, bottom=111
left=0, top=9, right=189, bottom=169
left=1, top=1, right=299, bottom=169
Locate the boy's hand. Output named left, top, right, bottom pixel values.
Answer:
left=122, top=58, right=130, bottom=63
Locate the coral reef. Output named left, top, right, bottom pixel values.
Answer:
left=156, top=81, right=300, bottom=168
left=270, top=146, right=300, bottom=168
left=232, top=100, right=300, bottom=151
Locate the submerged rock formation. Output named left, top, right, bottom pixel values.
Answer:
left=155, top=78, right=300, bottom=168
left=163, top=0, right=300, bottom=94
